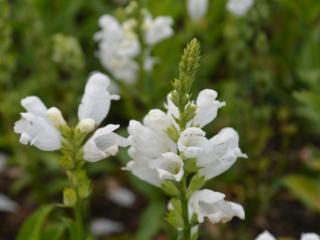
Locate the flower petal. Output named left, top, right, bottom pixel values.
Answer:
left=78, top=72, right=119, bottom=125
left=21, top=96, right=47, bottom=116
left=187, top=0, right=208, bottom=22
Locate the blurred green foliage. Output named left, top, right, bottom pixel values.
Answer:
left=0, top=0, right=320, bottom=239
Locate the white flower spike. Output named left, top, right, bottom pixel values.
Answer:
left=187, top=0, right=208, bottom=22
left=189, top=189, right=245, bottom=224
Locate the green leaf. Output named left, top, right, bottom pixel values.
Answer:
left=136, top=200, right=165, bottom=240
left=165, top=199, right=183, bottom=229
left=17, top=205, right=54, bottom=240
left=187, top=174, right=206, bottom=198
left=283, top=175, right=320, bottom=212
left=42, top=223, right=66, bottom=240
left=161, top=180, right=180, bottom=197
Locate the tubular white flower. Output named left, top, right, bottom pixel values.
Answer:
left=128, top=120, right=176, bottom=158
left=143, top=13, right=174, bottom=46
left=165, top=93, right=179, bottom=119
left=301, top=233, right=320, bottom=240
left=83, top=124, right=128, bottom=162
left=14, top=97, right=62, bottom=151
left=189, top=189, right=245, bottom=224
left=125, top=120, right=177, bottom=187
left=78, top=72, right=119, bottom=125
left=149, top=152, right=184, bottom=182
left=255, top=231, right=276, bottom=240
left=192, top=89, right=225, bottom=127
left=177, top=127, right=207, bottom=158
left=227, top=0, right=254, bottom=17
left=197, top=127, right=247, bottom=180
left=187, top=0, right=208, bottom=22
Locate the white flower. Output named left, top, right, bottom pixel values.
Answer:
left=83, top=124, right=128, bottom=162
left=189, top=189, right=244, bottom=224
left=125, top=120, right=177, bottom=187
left=14, top=97, right=62, bottom=151
left=301, top=233, right=320, bottom=240
left=95, top=15, right=140, bottom=84
left=0, top=193, right=19, bottom=213
left=143, top=109, right=172, bottom=131
left=78, top=72, right=120, bottom=125
left=178, top=127, right=207, bottom=158
left=143, top=13, right=174, bottom=46
left=90, top=218, right=124, bottom=237
left=227, top=0, right=254, bottom=17
left=149, top=152, right=184, bottom=182
left=192, top=89, right=225, bottom=127
left=187, top=0, right=208, bottom=22
left=197, top=127, right=247, bottom=180
left=106, top=186, right=135, bottom=207
left=255, top=231, right=276, bottom=240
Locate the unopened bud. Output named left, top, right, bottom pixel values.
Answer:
left=76, top=118, right=96, bottom=133
left=46, top=107, right=67, bottom=128
left=63, top=187, right=77, bottom=207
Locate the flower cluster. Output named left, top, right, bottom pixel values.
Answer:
left=187, top=0, right=208, bottom=22
left=94, top=4, right=173, bottom=84
left=256, top=231, right=320, bottom=240
left=125, top=39, right=246, bottom=237
left=14, top=72, right=127, bottom=161
left=227, top=0, right=254, bottom=17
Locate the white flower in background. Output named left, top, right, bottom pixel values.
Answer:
left=301, top=233, right=320, bottom=240
left=255, top=231, right=276, bottom=240
left=189, top=189, right=244, bottom=224
left=95, top=10, right=174, bottom=84
left=14, top=96, right=62, bottom=151
left=106, top=186, right=135, bottom=207
left=227, top=0, right=254, bottom=17
left=187, top=0, right=208, bottom=22
left=0, top=193, right=19, bottom=213
left=90, top=218, right=124, bottom=237
left=143, top=13, right=174, bottom=46
left=15, top=72, right=125, bottom=162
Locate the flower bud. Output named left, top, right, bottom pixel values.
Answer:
left=76, top=118, right=96, bottom=133
left=46, top=107, right=67, bottom=128
left=63, top=187, right=77, bottom=207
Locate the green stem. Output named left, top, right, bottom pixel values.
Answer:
left=179, top=176, right=191, bottom=240
left=74, top=202, right=84, bottom=240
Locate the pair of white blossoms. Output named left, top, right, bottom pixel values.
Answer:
left=14, top=72, right=247, bottom=225
left=256, top=231, right=320, bottom=240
